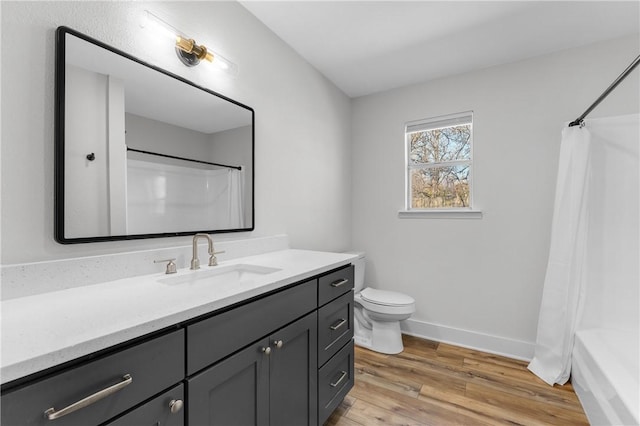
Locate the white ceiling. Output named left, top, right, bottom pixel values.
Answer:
left=240, top=1, right=640, bottom=98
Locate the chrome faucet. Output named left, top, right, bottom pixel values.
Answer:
left=191, top=233, right=225, bottom=269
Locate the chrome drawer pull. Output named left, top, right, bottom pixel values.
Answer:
left=330, top=318, right=347, bottom=331
left=169, top=399, right=184, bottom=414
left=330, top=371, right=348, bottom=388
left=44, top=374, right=133, bottom=420
left=330, top=278, right=349, bottom=288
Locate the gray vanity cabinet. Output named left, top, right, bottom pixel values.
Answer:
left=1, top=264, right=355, bottom=426
left=188, top=311, right=318, bottom=426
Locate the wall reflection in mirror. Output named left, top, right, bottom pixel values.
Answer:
left=55, top=27, right=254, bottom=243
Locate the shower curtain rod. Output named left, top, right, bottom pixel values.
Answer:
left=569, top=54, right=640, bottom=127
left=127, top=147, right=241, bottom=170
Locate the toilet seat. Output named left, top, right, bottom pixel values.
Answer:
left=360, top=287, right=415, bottom=307
left=355, top=288, right=415, bottom=316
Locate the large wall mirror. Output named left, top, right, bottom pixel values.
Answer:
left=55, top=27, right=254, bottom=244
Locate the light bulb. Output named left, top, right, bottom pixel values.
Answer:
left=141, top=10, right=183, bottom=42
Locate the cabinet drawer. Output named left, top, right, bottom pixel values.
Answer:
left=318, top=265, right=354, bottom=306
left=187, top=279, right=317, bottom=374
left=106, top=384, right=184, bottom=426
left=318, top=341, right=354, bottom=425
left=1, top=330, right=184, bottom=426
left=318, top=290, right=354, bottom=366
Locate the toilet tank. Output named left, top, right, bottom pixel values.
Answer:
left=346, top=251, right=366, bottom=292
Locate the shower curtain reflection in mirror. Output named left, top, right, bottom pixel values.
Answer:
left=126, top=160, right=245, bottom=234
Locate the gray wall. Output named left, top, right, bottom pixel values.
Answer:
left=1, top=1, right=352, bottom=263
left=64, top=64, right=111, bottom=237
left=125, top=113, right=212, bottom=161
left=351, top=35, right=639, bottom=357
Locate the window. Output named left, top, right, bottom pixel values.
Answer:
left=405, top=111, right=473, bottom=210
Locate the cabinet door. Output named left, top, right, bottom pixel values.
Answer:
left=187, top=338, right=270, bottom=426
left=269, top=312, right=318, bottom=426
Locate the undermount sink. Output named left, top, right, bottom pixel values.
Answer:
left=158, top=264, right=281, bottom=287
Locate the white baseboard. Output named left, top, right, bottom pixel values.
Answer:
left=400, top=318, right=535, bottom=361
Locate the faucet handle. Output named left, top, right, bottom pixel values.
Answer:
left=154, top=258, right=177, bottom=274
left=208, top=251, right=226, bottom=266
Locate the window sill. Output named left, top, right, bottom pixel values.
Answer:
left=397, top=209, right=483, bottom=219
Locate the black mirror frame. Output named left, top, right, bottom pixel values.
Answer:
left=54, top=26, right=255, bottom=244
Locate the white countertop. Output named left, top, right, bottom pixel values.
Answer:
left=1, top=249, right=357, bottom=385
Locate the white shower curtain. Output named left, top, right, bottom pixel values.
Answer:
left=205, top=168, right=244, bottom=229
left=528, top=124, right=592, bottom=386
left=227, top=168, right=245, bottom=228
left=126, top=161, right=245, bottom=232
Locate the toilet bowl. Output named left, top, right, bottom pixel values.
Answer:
left=348, top=252, right=415, bottom=354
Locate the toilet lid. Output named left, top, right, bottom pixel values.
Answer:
left=360, top=287, right=415, bottom=306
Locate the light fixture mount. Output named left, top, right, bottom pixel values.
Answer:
left=175, top=36, right=213, bottom=67
left=176, top=45, right=200, bottom=67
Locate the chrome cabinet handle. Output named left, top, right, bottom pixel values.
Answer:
left=330, top=371, right=348, bottom=388
left=330, top=319, right=347, bottom=331
left=44, top=374, right=133, bottom=420
left=169, top=399, right=184, bottom=414
left=330, top=278, right=349, bottom=288
left=262, top=346, right=271, bottom=355
left=273, top=340, right=284, bottom=349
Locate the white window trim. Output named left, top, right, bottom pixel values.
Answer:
left=403, top=111, right=481, bottom=217
left=397, top=209, right=483, bottom=219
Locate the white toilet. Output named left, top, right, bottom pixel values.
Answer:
left=350, top=252, right=415, bottom=354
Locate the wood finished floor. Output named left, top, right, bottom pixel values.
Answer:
left=325, top=335, right=589, bottom=426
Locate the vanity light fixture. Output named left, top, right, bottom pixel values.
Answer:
left=141, top=10, right=238, bottom=74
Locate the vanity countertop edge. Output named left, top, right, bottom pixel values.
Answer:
left=1, top=249, right=358, bottom=385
